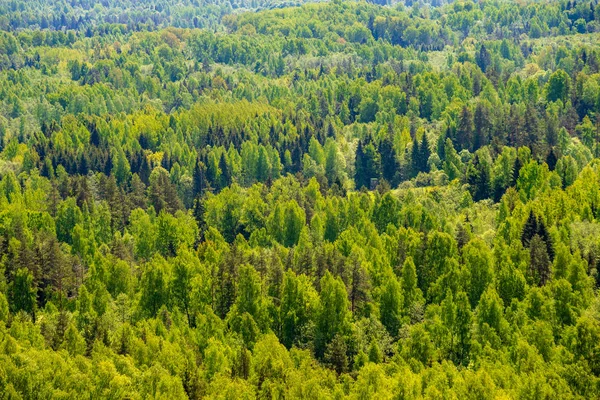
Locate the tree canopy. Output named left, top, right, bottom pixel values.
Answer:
left=2, top=0, right=600, bottom=397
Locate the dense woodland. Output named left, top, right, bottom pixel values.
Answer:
left=2, top=0, right=600, bottom=398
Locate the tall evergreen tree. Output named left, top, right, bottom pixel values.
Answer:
left=411, top=136, right=420, bottom=177
left=473, top=102, right=491, bottom=151
left=379, top=136, right=398, bottom=185
left=466, top=154, right=491, bottom=201
left=476, top=44, right=491, bottom=73
left=218, top=153, right=232, bottom=189
left=456, top=106, right=474, bottom=151
left=529, top=234, right=551, bottom=286
left=419, top=133, right=431, bottom=173
left=354, top=141, right=367, bottom=189
left=521, top=210, right=539, bottom=247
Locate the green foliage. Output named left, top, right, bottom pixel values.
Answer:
left=1, top=0, right=600, bottom=397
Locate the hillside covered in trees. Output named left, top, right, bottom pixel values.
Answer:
left=2, top=0, right=600, bottom=397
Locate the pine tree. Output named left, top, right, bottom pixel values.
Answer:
left=349, top=257, right=370, bottom=316
left=537, top=218, right=554, bottom=260
left=524, top=104, right=542, bottom=155
left=476, top=44, right=491, bottom=73
left=521, top=210, right=539, bottom=247
left=419, top=133, right=431, bottom=173
left=530, top=234, right=551, bottom=286
left=456, top=106, right=474, bottom=151
left=10, top=268, right=37, bottom=322
left=149, top=169, right=182, bottom=214
left=193, top=158, right=208, bottom=198
left=511, top=155, right=523, bottom=187
left=546, top=148, right=558, bottom=171
left=411, top=136, right=420, bottom=177
left=161, top=152, right=171, bottom=171
left=89, top=125, right=101, bottom=147
left=139, top=153, right=151, bottom=185
left=363, top=143, right=381, bottom=189
left=473, top=102, right=490, bottom=150
left=192, top=196, right=207, bottom=242
left=218, top=152, right=231, bottom=189
left=466, top=153, right=491, bottom=201
left=354, top=141, right=367, bottom=189
left=324, top=334, right=348, bottom=374
left=379, top=136, right=399, bottom=185
left=128, top=174, right=147, bottom=210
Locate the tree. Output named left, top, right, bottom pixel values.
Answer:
left=410, top=136, right=421, bottom=178
left=524, top=104, right=543, bottom=154
left=231, top=265, right=265, bottom=324
left=372, top=192, right=400, bottom=233
left=496, top=250, right=526, bottom=306
left=463, top=238, right=494, bottom=307
left=354, top=141, right=367, bottom=189
left=251, top=334, right=292, bottom=388
left=279, top=270, right=318, bottom=348
left=473, top=101, right=491, bottom=150
left=476, top=44, right=491, bottom=73
left=215, top=255, right=238, bottom=319
left=521, top=211, right=553, bottom=261
left=139, top=257, right=169, bottom=317
left=355, top=142, right=381, bottom=189
left=475, top=287, right=507, bottom=347
left=466, top=153, right=491, bottom=201
left=577, top=116, right=595, bottom=151
left=521, top=210, right=538, bottom=247
left=171, top=251, right=198, bottom=327
left=529, top=234, right=551, bottom=286
left=62, top=323, right=86, bottom=356
left=10, top=268, right=37, bottom=322
left=546, top=69, right=570, bottom=103
left=422, top=232, right=458, bottom=298
left=324, top=334, right=349, bottom=374
left=192, top=196, right=207, bottom=242
left=456, top=106, right=474, bottom=151
left=401, top=256, right=423, bottom=313
left=256, top=146, right=271, bottom=183
left=443, top=139, right=463, bottom=180
left=282, top=201, right=306, bottom=247
left=379, top=136, right=398, bottom=185
left=0, top=291, right=8, bottom=324
left=193, top=158, right=208, bottom=198
left=219, top=152, right=232, bottom=189
left=454, top=291, right=472, bottom=365
left=380, top=273, right=403, bottom=337
left=56, top=197, right=83, bottom=245
left=75, top=284, right=97, bottom=354
left=149, top=167, right=182, bottom=214
left=441, top=290, right=472, bottom=365
left=359, top=99, right=378, bottom=123
left=315, top=272, right=351, bottom=359
left=418, top=133, right=431, bottom=173
left=403, top=324, right=434, bottom=366
left=349, top=254, right=371, bottom=316
left=546, top=148, right=558, bottom=171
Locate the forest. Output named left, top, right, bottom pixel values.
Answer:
left=1, top=0, right=600, bottom=398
